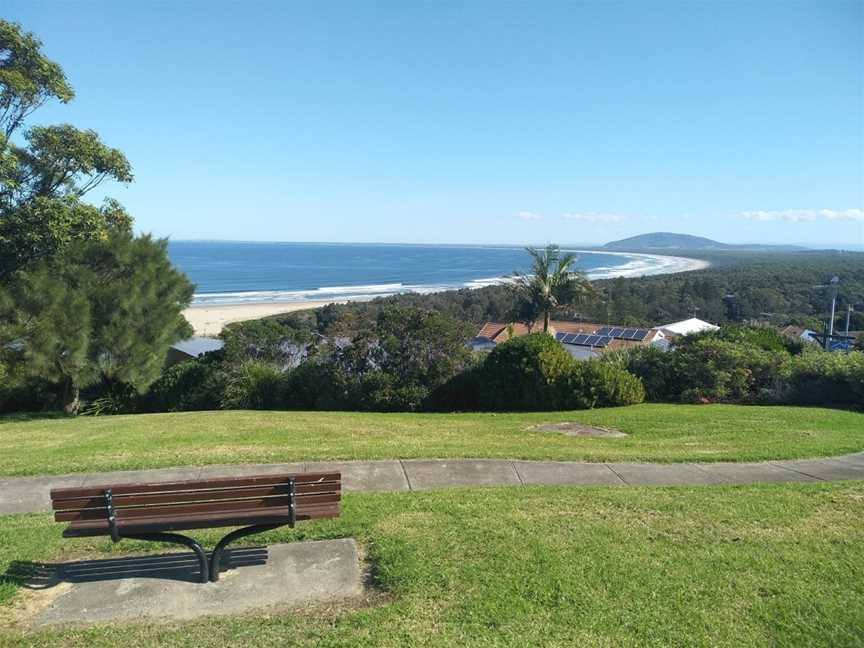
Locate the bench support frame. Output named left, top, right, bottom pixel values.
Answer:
left=101, top=478, right=297, bottom=584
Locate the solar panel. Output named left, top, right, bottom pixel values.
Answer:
left=574, top=334, right=590, bottom=345
left=555, top=332, right=567, bottom=342
left=596, top=336, right=613, bottom=347
left=593, top=327, right=652, bottom=341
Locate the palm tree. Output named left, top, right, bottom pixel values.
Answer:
left=512, top=244, right=595, bottom=333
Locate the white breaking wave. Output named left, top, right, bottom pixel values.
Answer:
left=190, top=252, right=708, bottom=306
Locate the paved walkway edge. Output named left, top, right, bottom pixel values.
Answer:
left=1, top=453, right=863, bottom=514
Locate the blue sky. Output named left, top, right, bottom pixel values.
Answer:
left=5, top=1, right=863, bottom=247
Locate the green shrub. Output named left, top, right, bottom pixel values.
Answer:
left=784, top=349, right=864, bottom=406
left=560, top=361, right=645, bottom=409
left=0, top=371, right=58, bottom=413
left=221, top=360, right=284, bottom=410
left=479, top=333, right=576, bottom=411
left=672, top=338, right=787, bottom=404
left=425, top=359, right=484, bottom=412
left=144, top=358, right=225, bottom=412
left=605, top=345, right=676, bottom=402
left=80, top=382, right=138, bottom=416
left=283, top=361, right=351, bottom=410
left=711, top=325, right=803, bottom=354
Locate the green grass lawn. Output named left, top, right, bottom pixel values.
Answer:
left=1, top=404, right=863, bottom=477
left=1, top=482, right=862, bottom=646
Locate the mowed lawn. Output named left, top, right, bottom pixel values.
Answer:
left=1, top=404, right=863, bottom=476
left=1, top=482, right=862, bottom=646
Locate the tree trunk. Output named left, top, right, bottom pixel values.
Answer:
left=62, top=378, right=80, bottom=415
left=543, top=310, right=550, bottom=333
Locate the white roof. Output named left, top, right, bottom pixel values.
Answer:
left=653, top=318, right=719, bottom=336
left=171, top=336, right=225, bottom=357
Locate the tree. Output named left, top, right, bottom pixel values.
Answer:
left=0, top=21, right=193, bottom=413
left=2, top=232, right=193, bottom=413
left=0, top=21, right=132, bottom=278
left=511, top=244, right=596, bottom=332
left=2, top=267, right=94, bottom=412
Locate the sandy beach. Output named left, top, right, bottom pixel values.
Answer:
left=183, top=253, right=710, bottom=336
left=184, top=300, right=346, bottom=336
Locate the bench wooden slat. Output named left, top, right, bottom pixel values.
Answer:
left=61, top=504, right=340, bottom=537
left=50, top=472, right=340, bottom=500
left=55, top=492, right=340, bottom=522
left=52, top=481, right=340, bottom=511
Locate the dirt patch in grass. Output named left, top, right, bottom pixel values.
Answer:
left=534, top=422, right=628, bottom=438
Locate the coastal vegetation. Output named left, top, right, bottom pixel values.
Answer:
left=2, top=481, right=863, bottom=646
left=57, top=316, right=855, bottom=416
left=0, top=21, right=194, bottom=412
left=1, top=404, right=862, bottom=476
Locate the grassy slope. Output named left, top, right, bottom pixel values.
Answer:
left=1, top=482, right=862, bottom=646
left=1, top=404, right=863, bottom=477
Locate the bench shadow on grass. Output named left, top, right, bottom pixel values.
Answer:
left=3, top=547, right=270, bottom=588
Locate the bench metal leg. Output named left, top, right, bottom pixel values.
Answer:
left=209, top=523, right=286, bottom=582
left=124, top=532, right=210, bottom=584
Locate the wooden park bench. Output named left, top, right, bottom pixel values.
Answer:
left=50, top=471, right=341, bottom=583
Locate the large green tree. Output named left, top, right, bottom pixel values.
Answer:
left=511, top=244, right=596, bottom=332
left=3, top=233, right=193, bottom=412
left=0, top=20, right=193, bottom=413
left=0, top=21, right=132, bottom=278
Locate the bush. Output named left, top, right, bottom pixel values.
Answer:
left=711, top=325, right=803, bottom=354
left=784, top=349, right=864, bottom=406
left=479, top=333, right=576, bottom=411
left=221, top=360, right=284, bottom=410
left=144, top=358, right=225, bottom=412
left=604, top=345, right=676, bottom=402
left=671, top=338, right=787, bottom=404
left=0, top=371, right=58, bottom=413
left=424, top=360, right=484, bottom=412
left=283, top=361, right=351, bottom=410
left=560, top=361, right=645, bottom=409
left=80, top=382, right=139, bottom=416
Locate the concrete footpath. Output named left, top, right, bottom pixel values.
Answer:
left=2, top=452, right=864, bottom=515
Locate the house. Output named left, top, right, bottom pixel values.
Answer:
left=166, top=336, right=225, bottom=366
left=779, top=325, right=820, bottom=344
left=477, top=321, right=603, bottom=345
left=473, top=320, right=665, bottom=359
left=652, top=318, right=719, bottom=337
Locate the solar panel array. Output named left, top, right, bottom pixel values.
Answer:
left=555, top=332, right=614, bottom=348
left=595, top=327, right=650, bottom=341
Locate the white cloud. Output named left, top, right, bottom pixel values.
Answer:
left=738, top=209, right=864, bottom=222
left=562, top=212, right=626, bottom=223
left=518, top=211, right=542, bottom=221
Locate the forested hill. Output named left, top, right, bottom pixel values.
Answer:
left=602, top=232, right=805, bottom=252
left=264, top=250, right=864, bottom=336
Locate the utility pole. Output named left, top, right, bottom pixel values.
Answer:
left=844, top=305, right=852, bottom=338
left=825, top=276, right=839, bottom=351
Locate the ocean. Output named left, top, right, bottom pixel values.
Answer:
left=168, top=241, right=689, bottom=306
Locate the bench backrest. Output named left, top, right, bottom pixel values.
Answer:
left=50, top=472, right=341, bottom=536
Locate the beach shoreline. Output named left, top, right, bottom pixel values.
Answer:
left=183, top=300, right=347, bottom=336
left=183, top=253, right=710, bottom=335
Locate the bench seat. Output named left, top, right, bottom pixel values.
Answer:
left=50, top=471, right=342, bottom=582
